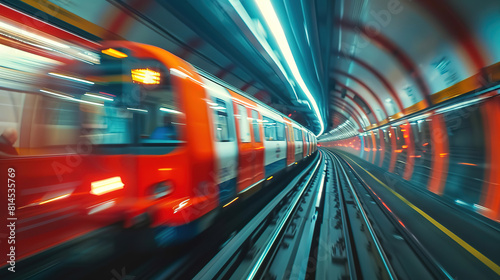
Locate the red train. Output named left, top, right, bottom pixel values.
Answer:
left=0, top=7, right=317, bottom=265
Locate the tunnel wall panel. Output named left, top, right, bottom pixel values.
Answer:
left=321, top=95, right=500, bottom=222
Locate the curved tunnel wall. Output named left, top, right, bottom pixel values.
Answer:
left=321, top=93, right=500, bottom=223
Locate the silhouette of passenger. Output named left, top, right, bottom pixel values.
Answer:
left=150, top=115, right=176, bottom=140
left=0, top=128, right=18, bottom=155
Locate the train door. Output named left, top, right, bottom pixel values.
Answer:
left=250, top=109, right=264, bottom=184
left=284, top=118, right=295, bottom=166
left=308, top=133, right=311, bottom=156
left=262, top=113, right=287, bottom=177
left=233, top=101, right=255, bottom=192
left=202, top=79, right=238, bottom=205
left=308, top=133, right=312, bottom=155
left=293, top=126, right=303, bottom=162
left=302, top=131, right=309, bottom=157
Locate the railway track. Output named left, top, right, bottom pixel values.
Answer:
left=15, top=150, right=454, bottom=279
left=187, top=152, right=325, bottom=280
left=322, top=150, right=453, bottom=279
left=185, top=149, right=453, bottom=280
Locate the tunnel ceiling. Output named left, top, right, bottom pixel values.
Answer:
left=6, top=0, right=500, bottom=136
left=325, top=0, right=500, bottom=140
left=144, top=0, right=334, bottom=133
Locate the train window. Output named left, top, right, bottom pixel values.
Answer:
left=0, top=91, right=89, bottom=156
left=294, top=128, right=302, bottom=141
left=65, top=90, right=171, bottom=148
left=213, top=99, right=231, bottom=142
left=41, top=98, right=79, bottom=126
left=128, top=69, right=185, bottom=145
left=251, top=110, right=261, bottom=142
left=0, top=90, right=25, bottom=156
left=136, top=82, right=184, bottom=144
left=79, top=101, right=133, bottom=145
left=276, top=122, right=285, bottom=141
left=263, top=116, right=277, bottom=141
left=27, top=55, right=189, bottom=156
left=236, top=104, right=251, bottom=143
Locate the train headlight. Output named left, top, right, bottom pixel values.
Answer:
left=90, top=176, right=124, bottom=195
left=150, top=181, right=174, bottom=199
left=131, top=68, right=160, bottom=84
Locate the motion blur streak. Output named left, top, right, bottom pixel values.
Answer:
left=38, top=194, right=71, bottom=205
left=0, top=0, right=500, bottom=279
left=87, top=200, right=116, bottom=215
left=101, top=48, right=128, bottom=58
left=343, top=157, right=500, bottom=276
left=255, top=0, right=325, bottom=136
left=48, top=72, right=95, bottom=85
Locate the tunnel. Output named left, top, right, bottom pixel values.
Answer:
left=0, top=0, right=499, bottom=279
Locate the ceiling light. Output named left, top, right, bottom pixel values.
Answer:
left=255, top=0, right=324, bottom=136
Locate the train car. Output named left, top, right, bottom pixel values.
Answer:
left=260, top=106, right=288, bottom=178
left=302, top=130, right=309, bottom=158
left=0, top=40, right=318, bottom=264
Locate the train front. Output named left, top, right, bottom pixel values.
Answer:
left=1, top=42, right=219, bottom=266
left=41, top=42, right=222, bottom=241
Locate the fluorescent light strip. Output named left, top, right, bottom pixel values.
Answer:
left=0, top=28, right=96, bottom=65
left=40, top=89, right=103, bottom=106
left=0, top=21, right=69, bottom=49
left=84, top=93, right=114, bottom=101
left=127, top=107, right=148, bottom=113
left=434, top=93, right=495, bottom=114
left=406, top=113, right=431, bottom=123
left=40, top=89, right=73, bottom=99
left=49, top=72, right=94, bottom=85
left=210, top=106, right=226, bottom=110
left=160, top=107, right=181, bottom=114
left=256, top=0, right=324, bottom=136
left=228, top=0, right=298, bottom=100
left=77, top=99, right=104, bottom=107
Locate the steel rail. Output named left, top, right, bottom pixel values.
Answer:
left=335, top=151, right=454, bottom=279
left=330, top=150, right=398, bottom=280
left=192, top=152, right=322, bottom=280
left=328, top=151, right=361, bottom=279
left=246, top=153, right=324, bottom=279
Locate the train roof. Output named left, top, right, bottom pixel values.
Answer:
left=193, top=65, right=313, bottom=134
